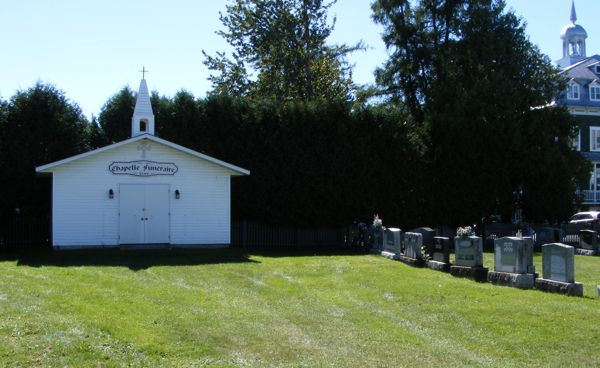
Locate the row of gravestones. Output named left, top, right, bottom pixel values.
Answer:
left=373, top=227, right=583, bottom=297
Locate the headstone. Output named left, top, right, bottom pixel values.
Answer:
left=542, top=243, right=574, bottom=283
left=411, top=227, right=436, bottom=254
left=371, top=225, right=384, bottom=252
left=454, top=236, right=483, bottom=267
left=493, top=237, right=535, bottom=274
left=579, top=229, right=597, bottom=251
left=428, top=236, right=451, bottom=272
left=534, top=243, right=583, bottom=296
left=404, top=232, right=423, bottom=260
left=535, top=227, right=557, bottom=248
left=431, top=236, right=450, bottom=264
left=382, top=228, right=402, bottom=258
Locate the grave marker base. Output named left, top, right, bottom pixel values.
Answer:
left=399, top=255, right=425, bottom=268
left=427, top=260, right=451, bottom=272
left=534, top=278, right=583, bottom=297
left=380, top=250, right=401, bottom=260
left=574, top=248, right=597, bottom=256
left=450, top=265, right=488, bottom=282
left=487, top=271, right=534, bottom=289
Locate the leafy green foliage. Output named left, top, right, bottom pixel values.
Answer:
left=203, top=0, right=364, bottom=101
left=372, top=0, right=590, bottom=224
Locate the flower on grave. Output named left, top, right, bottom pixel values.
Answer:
left=373, top=214, right=383, bottom=228
left=456, top=226, right=475, bottom=237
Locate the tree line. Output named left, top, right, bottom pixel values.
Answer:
left=0, top=0, right=590, bottom=229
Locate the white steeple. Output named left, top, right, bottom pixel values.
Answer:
left=558, top=0, right=588, bottom=68
left=132, top=69, right=155, bottom=137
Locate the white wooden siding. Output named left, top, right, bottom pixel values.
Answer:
left=51, top=140, right=233, bottom=247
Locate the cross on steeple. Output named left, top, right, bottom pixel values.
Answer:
left=140, top=66, right=148, bottom=79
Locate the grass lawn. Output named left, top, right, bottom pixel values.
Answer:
left=1, top=248, right=599, bottom=367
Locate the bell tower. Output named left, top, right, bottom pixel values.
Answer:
left=558, top=1, right=588, bottom=68
left=132, top=67, right=155, bottom=137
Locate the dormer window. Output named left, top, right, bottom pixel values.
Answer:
left=590, top=84, right=600, bottom=101
left=567, top=83, right=580, bottom=100
left=595, top=65, right=600, bottom=74
left=140, top=119, right=148, bottom=132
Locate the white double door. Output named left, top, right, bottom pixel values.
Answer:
left=119, top=184, right=170, bottom=244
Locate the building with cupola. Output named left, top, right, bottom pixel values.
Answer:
left=556, top=1, right=600, bottom=208
left=36, top=74, right=249, bottom=249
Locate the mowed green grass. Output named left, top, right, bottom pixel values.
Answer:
left=1, top=248, right=599, bottom=367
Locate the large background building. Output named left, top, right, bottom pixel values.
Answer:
left=557, top=2, right=600, bottom=208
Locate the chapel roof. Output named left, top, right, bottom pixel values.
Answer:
left=36, top=134, right=250, bottom=176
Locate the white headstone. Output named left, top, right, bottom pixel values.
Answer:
left=542, top=243, right=575, bottom=283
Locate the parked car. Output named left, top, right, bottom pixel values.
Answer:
left=568, top=211, right=600, bottom=226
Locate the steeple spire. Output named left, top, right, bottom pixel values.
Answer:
left=557, top=0, right=587, bottom=68
left=131, top=73, right=155, bottom=137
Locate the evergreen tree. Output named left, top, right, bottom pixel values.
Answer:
left=98, top=87, right=135, bottom=143
left=372, top=0, right=590, bottom=224
left=1, top=82, right=90, bottom=216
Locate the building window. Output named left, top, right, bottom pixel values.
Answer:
left=572, top=129, right=580, bottom=151
left=567, top=84, right=580, bottom=100
left=591, top=85, right=600, bottom=101
left=595, top=65, right=600, bottom=74
left=140, top=119, right=148, bottom=132
left=591, top=128, right=600, bottom=151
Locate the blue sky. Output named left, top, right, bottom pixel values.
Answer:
left=0, top=0, right=598, bottom=119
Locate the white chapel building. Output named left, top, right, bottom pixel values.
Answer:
left=36, top=76, right=249, bottom=249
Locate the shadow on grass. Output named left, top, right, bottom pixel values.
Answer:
left=245, top=247, right=370, bottom=258
left=0, top=247, right=259, bottom=271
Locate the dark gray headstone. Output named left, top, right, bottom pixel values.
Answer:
left=404, top=232, right=423, bottom=260
left=383, top=228, right=402, bottom=255
left=579, top=229, right=597, bottom=251
left=535, top=227, right=557, bottom=246
left=411, top=227, right=436, bottom=252
left=432, top=236, right=450, bottom=264
left=493, top=237, right=535, bottom=274
left=454, top=236, right=483, bottom=267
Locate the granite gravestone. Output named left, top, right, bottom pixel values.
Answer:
left=371, top=226, right=384, bottom=251
left=382, top=228, right=402, bottom=258
left=450, top=235, right=487, bottom=281
left=403, top=232, right=423, bottom=260
left=534, top=227, right=558, bottom=248
left=411, top=227, right=436, bottom=254
left=488, top=237, right=535, bottom=289
left=534, top=243, right=583, bottom=296
left=427, top=236, right=451, bottom=272
left=493, top=237, right=535, bottom=274
left=579, top=229, right=597, bottom=251
left=431, top=236, right=450, bottom=264
left=542, top=243, right=574, bottom=283
left=454, top=236, right=483, bottom=267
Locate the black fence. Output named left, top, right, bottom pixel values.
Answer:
left=0, top=216, right=594, bottom=252
left=0, top=215, right=51, bottom=250
left=231, top=221, right=347, bottom=252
